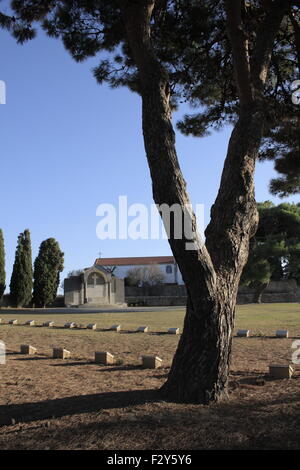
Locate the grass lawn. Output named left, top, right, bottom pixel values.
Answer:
left=1, top=301, right=299, bottom=331
left=0, top=303, right=299, bottom=450
left=236, top=303, right=300, bottom=332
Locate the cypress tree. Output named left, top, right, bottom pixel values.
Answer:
left=0, top=229, right=5, bottom=301
left=33, top=238, right=64, bottom=308
left=10, top=229, right=33, bottom=307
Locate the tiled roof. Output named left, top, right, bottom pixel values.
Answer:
left=95, top=256, right=175, bottom=266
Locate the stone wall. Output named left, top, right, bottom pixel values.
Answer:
left=126, top=284, right=187, bottom=297
left=125, top=280, right=299, bottom=306
left=114, top=277, right=125, bottom=304
left=237, top=279, right=298, bottom=304
left=64, top=276, right=83, bottom=306
left=126, top=295, right=187, bottom=306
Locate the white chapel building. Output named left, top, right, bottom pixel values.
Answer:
left=94, top=256, right=184, bottom=285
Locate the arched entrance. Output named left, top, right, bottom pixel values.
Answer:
left=86, top=271, right=108, bottom=304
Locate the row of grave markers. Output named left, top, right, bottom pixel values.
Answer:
left=237, top=329, right=290, bottom=338
left=236, top=329, right=293, bottom=378
left=17, top=343, right=294, bottom=377
left=1, top=319, right=180, bottom=334
left=1, top=319, right=291, bottom=337
left=19, top=344, right=162, bottom=369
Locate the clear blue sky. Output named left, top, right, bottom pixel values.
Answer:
left=1, top=26, right=299, bottom=293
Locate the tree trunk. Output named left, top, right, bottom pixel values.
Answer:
left=254, top=282, right=269, bottom=303
left=122, top=0, right=286, bottom=404
left=161, top=107, right=265, bottom=402
left=161, top=290, right=235, bottom=403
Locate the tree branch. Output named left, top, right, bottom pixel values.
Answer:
left=205, top=1, right=290, bottom=283
left=121, top=0, right=217, bottom=308
left=224, top=0, right=253, bottom=107
left=251, top=0, right=291, bottom=95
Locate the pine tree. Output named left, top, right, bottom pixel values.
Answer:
left=10, top=229, right=33, bottom=307
left=5, top=0, right=298, bottom=402
left=33, top=238, right=64, bottom=308
left=241, top=202, right=300, bottom=300
left=267, top=12, right=300, bottom=197
left=0, top=229, right=5, bottom=301
left=261, top=118, right=300, bottom=197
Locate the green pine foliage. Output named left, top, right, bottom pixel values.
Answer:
left=241, top=202, right=300, bottom=287
left=0, top=229, right=5, bottom=300
left=9, top=229, right=33, bottom=307
left=33, top=238, right=64, bottom=308
left=6, top=0, right=300, bottom=196
left=260, top=111, right=300, bottom=197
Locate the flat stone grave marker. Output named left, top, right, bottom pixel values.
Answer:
left=43, top=321, right=54, bottom=327
left=276, top=329, right=289, bottom=338
left=237, top=329, right=250, bottom=337
left=95, top=351, right=115, bottom=365
left=53, top=348, right=71, bottom=359
left=87, top=323, right=97, bottom=330
left=142, top=355, right=163, bottom=369
left=25, top=320, right=35, bottom=326
left=64, top=322, right=76, bottom=329
left=269, top=364, right=293, bottom=379
left=20, top=345, right=37, bottom=355
left=110, top=325, right=121, bottom=332
left=168, top=328, right=179, bottom=335
left=137, top=326, right=149, bottom=333
left=9, top=319, right=18, bottom=325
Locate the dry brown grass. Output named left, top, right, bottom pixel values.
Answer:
left=0, top=304, right=299, bottom=450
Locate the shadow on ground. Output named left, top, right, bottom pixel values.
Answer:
left=0, top=387, right=299, bottom=449
left=0, top=389, right=161, bottom=426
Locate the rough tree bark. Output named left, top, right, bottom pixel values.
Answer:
left=122, top=0, right=289, bottom=403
